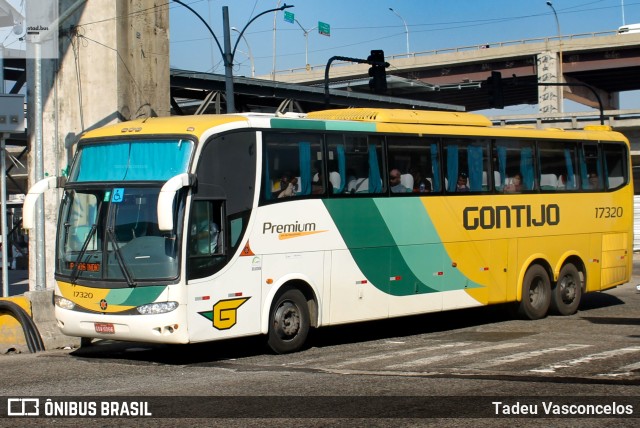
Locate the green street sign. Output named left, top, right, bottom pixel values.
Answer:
left=284, top=11, right=295, bottom=24
left=318, top=21, right=330, bottom=36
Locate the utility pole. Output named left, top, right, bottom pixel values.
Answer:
left=173, top=1, right=293, bottom=113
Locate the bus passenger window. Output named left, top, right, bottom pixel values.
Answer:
left=189, top=201, right=220, bottom=256
left=444, top=138, right=490, bottom=192
left=188, top=200, right=225, bottom=280
left=262, top=133, right=323, bottom=201
left=603, top=143, right=628, bottom=190
left=493, top=139, right=535, bottom=191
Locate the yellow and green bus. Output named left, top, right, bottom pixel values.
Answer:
left=24, top=108, right=633, bottom=353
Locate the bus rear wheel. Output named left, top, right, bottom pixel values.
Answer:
left=550, top=263, right=582, bottom=316
left=518, top=264, right=551, bottom=320
left=267, top=288, right=310, bottom=354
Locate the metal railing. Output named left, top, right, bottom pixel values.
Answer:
left=489, top=108, right=640, bottom=128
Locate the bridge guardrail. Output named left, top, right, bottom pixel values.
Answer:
left=490, top=108, right=640, bottom=128
left=275, top=30, right=619, bottom=76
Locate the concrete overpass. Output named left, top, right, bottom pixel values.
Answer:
left=271, top=30, right=640, bottom=115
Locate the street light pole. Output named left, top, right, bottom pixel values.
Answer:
left=232, top=27, right=255, bottom=77
left=173, top=1, right=293, bottom=112
left=294, top=19, right=317, bottom=68
left=389, top=7, right=409, bottom=56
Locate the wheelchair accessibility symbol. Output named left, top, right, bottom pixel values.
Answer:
left=112, top=188, right=124, bottom=203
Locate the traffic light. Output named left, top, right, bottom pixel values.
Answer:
left=486, top=71, right=504, bottom=109
left=368, top=50, right=388, bottom=94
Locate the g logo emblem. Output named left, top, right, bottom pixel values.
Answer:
left=212, top=297, right=250, bottom=330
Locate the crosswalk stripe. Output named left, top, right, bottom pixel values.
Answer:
left=385, top=342, right=527, bottom=369
left=467, top=344, right=592, bottom=369
left=330, top=341, right=473, bottom=368
left=597, top=360, right=640, bottom=377
left=530, top=346, right=640, bottom=373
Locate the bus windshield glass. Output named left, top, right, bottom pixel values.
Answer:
left=57, top=187, right=183, bottom=283
left=69, top=139, right=193, bottom=182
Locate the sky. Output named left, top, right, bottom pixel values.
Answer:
left=168, top=0, right=640, bottom=113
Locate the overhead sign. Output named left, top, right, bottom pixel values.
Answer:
left=284, top=11, right=294, bottom=24
left=318, top=21, right=330, bottom=36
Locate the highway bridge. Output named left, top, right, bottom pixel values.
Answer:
left=271, top=29, right=640, bottom=115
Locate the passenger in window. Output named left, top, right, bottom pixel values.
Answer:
left=456, top=172, right=469, bottom=192
left=191, top=218, right=219, bottom=255
left=312, top=172, right=324, bottom=194
left=389, top=168, right=408, bottom=193
left=588, top=172, right=601, bottom=189
left=557, top=174, right=567, bottom=189
left=504, top=172, right=523, bottom=193
left=274, top=173, right=290, bottom=196
left=414, top=177, right=432, bottom=193
left=278, top=176, right=298, bottom=198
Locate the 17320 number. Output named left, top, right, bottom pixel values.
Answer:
left=595, top=206, right=623, bottom=218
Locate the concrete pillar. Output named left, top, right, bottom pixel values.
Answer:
left=26, top=1, right=169, bottom=291
left=537, top=51, right=562, bottom=115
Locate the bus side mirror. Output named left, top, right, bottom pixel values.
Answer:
left=23, top=176, right=61, bottom=229
left=158, top=173, right=195, bottom=231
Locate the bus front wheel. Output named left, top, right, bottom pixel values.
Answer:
left=518, top=264, right=551, bottom=320
left=550, top=263, right=582, bottom=316
left=267, top=288, right=310, bottom=354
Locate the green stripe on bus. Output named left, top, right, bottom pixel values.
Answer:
left=324, top=198, right=482, bottom=296
left=106, top=286, right=166, bottom=306
left=324, top=121, right=376, bottom=132
left=269, top=118, right=376, bottom=132
left=270, top=118, right=326, bottom=130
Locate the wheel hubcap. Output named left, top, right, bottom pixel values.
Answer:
left=559, top=275, right=576, bottom=304
left=274, top=301, right=300, bottom=339
left=529, top=277, right=544, bottom=306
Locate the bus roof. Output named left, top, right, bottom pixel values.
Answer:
left=77, top=108, right=626, bottom=144
left=307, top=108, right=493, bottom=127
left=80, top=114, right=249, bottom=140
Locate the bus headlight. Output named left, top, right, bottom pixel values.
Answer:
left=54, top=295, right=76, bottom=310
left=136, top=301, right=178, bottom=315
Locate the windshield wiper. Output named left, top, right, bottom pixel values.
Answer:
left=106, top=227, right=137, bottom=288
left=71, top=224, right=97, bottom=285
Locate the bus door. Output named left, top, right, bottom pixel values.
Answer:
left=186, top=198, right=261, bottom=341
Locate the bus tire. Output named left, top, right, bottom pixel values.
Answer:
left=550, top=263, right=582, bottom=316
left=518, top=264, right=551, bottom=320
left=267, top=288, right=310, bottom=354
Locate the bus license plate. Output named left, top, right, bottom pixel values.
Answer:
left=94, top=322, right=115, bottom=334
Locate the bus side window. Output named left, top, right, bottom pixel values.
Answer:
left=262, top=133, right=323, bottom=200
left=603, top=143, right=628, bottom=190
left=494, top=139, right=535, bottom=191
left=444, top=138, right=489, bottom=192
left=187, top=200, right=224, bottom=280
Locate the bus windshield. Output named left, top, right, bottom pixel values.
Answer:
left=69, top=139, right=193, bottom=182
left=56, top=187, right=182, bottom=284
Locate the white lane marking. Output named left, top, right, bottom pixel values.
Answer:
left=466, top=344, right=592, bottom=369
left=330, top=342, right=474, bottom=368
left=530, top=346, right=640, bottom=373
left=385, top=342, right=527, bottom=369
